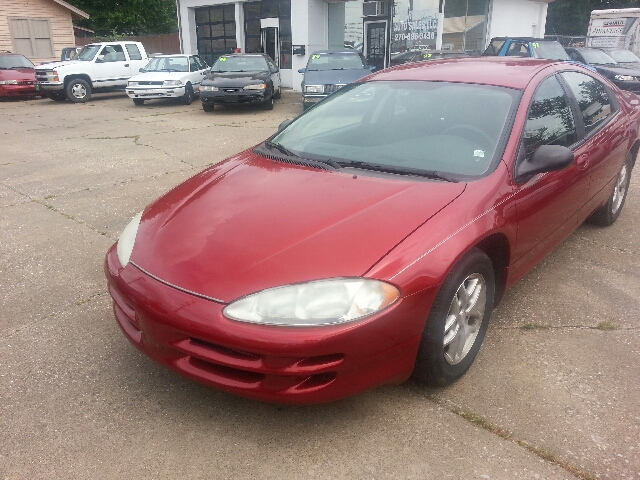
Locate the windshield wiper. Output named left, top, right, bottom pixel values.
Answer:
left=9, top=66, right=31, bottom=69
left=337, top=160, right=459, bottom=182
left=262, top=142, right=341, bottom=170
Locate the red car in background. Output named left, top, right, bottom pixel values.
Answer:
left=106, top=57, right=639, bottom=404
left=0, top=53, right=37, bottom=98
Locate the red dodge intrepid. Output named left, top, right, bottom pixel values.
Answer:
left=0, top=53, right=37, bottom=98
left=105, top=57, right=638, bottom=404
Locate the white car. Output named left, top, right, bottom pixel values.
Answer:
left=126, top=54, right=210, bottom=106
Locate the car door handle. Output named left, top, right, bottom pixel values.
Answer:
left=576, top=153, right=589, bottom=170
left=124, top=64, right=129, bottom=67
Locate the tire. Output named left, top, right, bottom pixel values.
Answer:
left=133, top=98, right=145, bottom=106
left=273, top=87, right=282, bottom=99
left=587, top=153, right=632, bottom=226
left=202, top=103, right=214, bottom=112
left=182, top=83, right=194, bottom=105
left=47, top=92, right=66, bottom=102
left=65, top=78, right=91, bottom=103
left=413, top=248, right=495, bottom=386
left=261, top=93, right=274, bottom=110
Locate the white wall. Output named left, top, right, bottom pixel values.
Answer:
left=291, top=0, right=329, bottom=91
left=485, top=0, right=548, bottom=46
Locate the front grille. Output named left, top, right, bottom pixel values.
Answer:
left=137, top=81, right=163, bottom=86
left=17, top=81, right=34, bottom=85
left=325, top=84, right=346, bottom=94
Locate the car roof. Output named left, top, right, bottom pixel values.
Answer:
left=371, top=57, right=563, bottom=89
left=152, top=54, right=192, bottom=58
left=311, top=50, right=362, bottom=55
left=490, top=37, right=548, bottom=42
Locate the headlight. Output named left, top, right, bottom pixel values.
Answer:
left=614, top=74, right=634, bottom=81
left=128, top=81, right=138, bottom=86
left=304, top=85, right=324, bottom=93
left=202, top=85, right=218, bottom=91
left=243, top=83, right=266, bottom=90
left=163, top=80, right=183, bottom=86
left=223, top=278, right=399, bottom=326
left=0, top=80, right=18, bottom=85
left=116, top=212, right=142, bottom=267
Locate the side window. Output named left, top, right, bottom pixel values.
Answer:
left=189, top=56, right=197, bottom=72
left=522, top=76, right=577, bottom=158
left=561, top=71, right=614, bottom=135
left=102, top=45, right=125, bottom=62
left=195, top=56, right=208, bottom=69
left=506, top=42, right=529, bottom=57
left=125, top=44, right=142, bottom=60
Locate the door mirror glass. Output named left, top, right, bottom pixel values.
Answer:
left=277, top=119, right=293, bottom=132
left=298, top=68, right=306, bottom=74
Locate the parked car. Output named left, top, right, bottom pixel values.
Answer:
left=200, top=53, right=280, bottom=112
left=35, top=41, right=149, bottom=103
left=298, top=50, right=373, bottom=110
left=565, top=47, right=640, bottom=93
left=390, top=49, right=468, bottom=66
left=106, top=57, right=638, bottom=404
left=126, top=54, right=210, bottom=106
left=0, top=53, right=37, bottom=98
left=596, top=48, right=640, bottom=69
left=482, top=37, right=570, bottom=60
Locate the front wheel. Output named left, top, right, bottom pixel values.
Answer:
left=66, top=78, right=91, bottom=103
left=261, top=93, right=274, bottom=110
left=182, top=83, right=194, bottom=105
left=133, top=98, right=145, bottom=106
left=273, top=87, right=282, bottom=99
left=202, top=103, right=214, bottom=112
left=587, top=153, right=632, bottom=226
left=413, top=248, right=495, bottom=386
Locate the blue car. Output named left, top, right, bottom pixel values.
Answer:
left=298, top=50, right=373, bottom=110
left=482, top=37, right=570, bottom=60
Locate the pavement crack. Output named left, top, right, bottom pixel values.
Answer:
left=423, top=394, right=598, bottom=480
left=31, top=197, right=109, bottom=237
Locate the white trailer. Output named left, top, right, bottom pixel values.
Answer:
left=587, top=8, right=640, bottom=55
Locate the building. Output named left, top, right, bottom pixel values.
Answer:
left=176, top=0, right=554, bottom=91
left=0, top=0, right=89, bottom=64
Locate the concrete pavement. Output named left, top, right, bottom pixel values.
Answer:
left=1, top=90, right=638, bottom=479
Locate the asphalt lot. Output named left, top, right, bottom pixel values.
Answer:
left=1, top=90, right=638, bottom=480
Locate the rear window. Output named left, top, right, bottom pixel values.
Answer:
left=126, top=44, right=142, bottom=61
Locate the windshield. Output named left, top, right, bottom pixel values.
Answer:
left=212, top=56, right=268, bottom=72
left=307, top=53, right=366, bottom=71
left=580, top=49, right=617, bottom=65
left=607, top=49, right=640, bottom=63
left=270, top=81, right=517, bottom=178
left=0, top=55, right=34, bottom=69
left=143, top=56, right=189, bottom=72
left=76, top=44, right=101, bottom=61
left=532, top=42, right=570, bottom=60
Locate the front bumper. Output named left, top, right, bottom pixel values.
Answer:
left=0, top=83, right=38, bottom=97
left=105, top=244, right=428, bottom=404
left=35, top=81, right=64, bottom=92
left=127, top=85, right=188, bottom=100
left=201, top=89, right=268, bottom=106
left=302, top=94, right=326, bottom=106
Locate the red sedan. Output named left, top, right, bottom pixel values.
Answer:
left=105, top=57, right=638, bottom=404
left=0, top=53, right=37, bottom=98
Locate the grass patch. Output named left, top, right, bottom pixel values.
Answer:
left=521, top=323, right=551, bottom=330
left=595, top=321, right=618, bottom=331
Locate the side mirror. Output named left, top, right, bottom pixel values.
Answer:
left=298, top=68, right=306, bottom=74
left=277, top=119, right=293, bottom=132
left=96, top=55, right=105, bottom=63
left=515, top=144, right=574, bottom=183
left=138, top=68, right=146, bottom=73
left=368, top=65, right=376, bottom=71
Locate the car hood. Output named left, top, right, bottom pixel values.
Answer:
left=128, top=71, right=189, bottom=82
left=35, top=60, right=83, bottom=70
left=0, top=68, right=35, bottom=81
left=594, top=64, right=640, bottom=77
left=131, top=151, right=466, bottom=302
left=303, top=68, right=370, bottom=86
left=203, top=71, right=269, bottom=87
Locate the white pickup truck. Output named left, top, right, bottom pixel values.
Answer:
left=35, top=41, right=149, bottom=102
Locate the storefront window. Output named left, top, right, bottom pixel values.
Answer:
left=195, top=5, right=237, bottom=66
left=244, top=0, right=292, bottom=69
left=392, top=0, right=440, bottom=53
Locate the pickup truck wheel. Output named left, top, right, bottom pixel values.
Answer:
left=202, top=103, right=214, bottom=112
left=182, top=83, right=194, bottom=105
left=66, top=78, right=91, bottom=103
left=133, top=98, right=145, bottom=106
